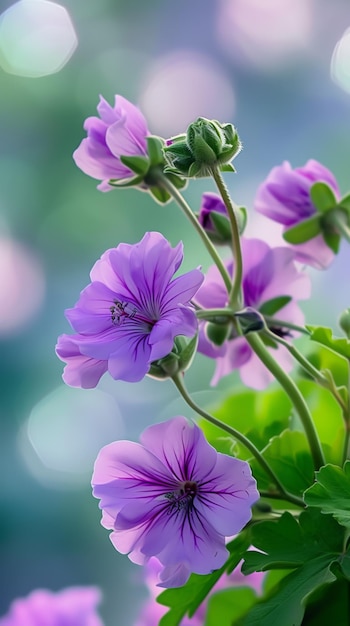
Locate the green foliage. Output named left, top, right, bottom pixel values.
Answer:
left=302, top=579, right=350, bottom=626
left=240, top=510, right=346, bottom=626
left=310, top=182, right=338, bottom=213
left=283, top=215, right=321, bottom=244
left=306, top=324, right=350, bottom=359
left=204, top=587, right=258, bottom=626
left=199, top=387, right=292, bottom=458
left=157, top=532, right=250, bottom=626
left=250, top=430, right=314, bottom=496
left=304, top=462, right=350, bottom=529
left=259, top=295, right=292, bottom=316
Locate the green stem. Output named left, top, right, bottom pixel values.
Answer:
left=156, top=173, right=232, bottom=294
left=264, top=316, right=310, bottom=335
left=172, top=373, right=305, bottom=508
left=263, top=328, right=348, bottom=414
left=246, top=333, right=325, bottom=470
left=210, top=166, right=243, bottom=309
left=196, top=307, right=234, bottom=321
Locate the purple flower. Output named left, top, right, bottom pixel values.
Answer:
left=56, top=232, right=203, bottom=387
left=73, top=95, right=149, bottom=191
left=135, top=556, right=264, bottom=625
left=194, top=237, right=311, bottom=389
left=254, top=159, right=341, bottom=268
left=0, top=587, right=103, bottom=626
left=92, top=416, right=259, bottom=588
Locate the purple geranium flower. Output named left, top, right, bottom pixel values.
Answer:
left=56, top=232, right=203, bottom=387
left=92, top=416, right=259, bottom=588
left=73, top=95, right=149, bottom=191
left=254, top=159, right=341, bottom=268
left=0, top=587, right=103, bottom=626
left=194, top=237, right=311, bottom=389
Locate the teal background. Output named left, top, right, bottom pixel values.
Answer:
left=0, top=0, right=350, bottom=623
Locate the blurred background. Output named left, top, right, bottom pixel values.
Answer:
left=0, top=0, right=349, bottom=623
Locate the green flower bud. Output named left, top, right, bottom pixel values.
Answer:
left=164, top=117, right=242, bottom=178
left=206, top=321, right=231, bottom=346
left=148, top=335, right=198, bottom=380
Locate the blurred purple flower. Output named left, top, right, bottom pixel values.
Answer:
left=135, top=556, right=264, bottom=625
left=73, top=95, right=149, bottom=191
left=194, top=237, right=311, bottom=389
left=92, top=416, right=259, bottom=588
left=56, top=232, right=203, bottom=387
left=0, top=587, right=103, bottom=626
left=254, top=159, right=340, bottom=268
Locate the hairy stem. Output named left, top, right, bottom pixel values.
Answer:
left=210, top=166, right=243, bottom=309
left=156, top=173, right=232, bottom=294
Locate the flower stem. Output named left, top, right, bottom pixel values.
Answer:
left=210, top=166, right=243, bottom=309
left=264, top=316, right=310, bottom=335
left=171, top=373, right=305, bottom=508
left=156, top=173, right=232, bottom=294
left=246, top=333, right=325, bottom=470
left=263, top=327, right=348, bottom=414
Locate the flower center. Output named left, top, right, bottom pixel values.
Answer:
left=164, top=481, right=198, bottom=514
left=110, top=299, right=137, bottom=325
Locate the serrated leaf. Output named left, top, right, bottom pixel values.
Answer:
left=158, top=532, right=250, bottom=626
left=283, top=215, right=321, bottom=244
left=304, top=462, right=350, bottom=529
left=204, top=587, right=257, bottom=626
left=310, top=182, right=337, bottom=213
left=242, top=555, right=337, bottom=626
left=242, top=509, right=343, bottom=575
left=306, top=325, right=350, bottom=359
left=259, top=296, right=292, bottom=317
left=250, top=430, right=314, bottom=496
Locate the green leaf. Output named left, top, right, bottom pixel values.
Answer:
left=243, top=510, right=343, bottom=575
left=304, top=462, right=350, bottom=529
left=119, top=154, right=149, bottom=175
left=302, top=578, right=350, bottom=626
left=310, top=182, right=337, bottom=213
left=242, top=555, right=336, bottom=626
left=241, top=510, right=346, bottom=626
left=259, top=296, right=292, bottom=317
left=323, top=228, right=341, bottom=253
left=283, top=215, right=321, bottom=244
left=250, top=430, right=314, bottom=496
left=204, top=587, right=257, bottom=626
left=220, top=163, right=236, bottom=173
left=158, top=532, right=250, bottom=626
left=306, top=325, right=350, bottom=359
left=199, top=387, right=292, bottom=460
left=109, top=174, right=144, bottom=187
left=338, top=192, right=350, bottom=212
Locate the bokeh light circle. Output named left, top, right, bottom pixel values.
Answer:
left=139, top=51, right=235, bottom=137
left=331, top=28, right=350, bottom=94
left=19, top=386, right=124, bottom=488
left=0, top=0, right=78, bottom=77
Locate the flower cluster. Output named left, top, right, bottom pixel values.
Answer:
left=51, top=92, right=350, bottom=625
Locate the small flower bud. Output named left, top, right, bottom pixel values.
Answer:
left=148, top=335, right=199, bottom=379
left=234, top=307, right=265, bottom=335
left=206, top=321, right=231, bottom=346
left=164, top=117, right=242, bottom=178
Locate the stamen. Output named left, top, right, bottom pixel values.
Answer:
left=110, top=299, right=137, bottom=325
